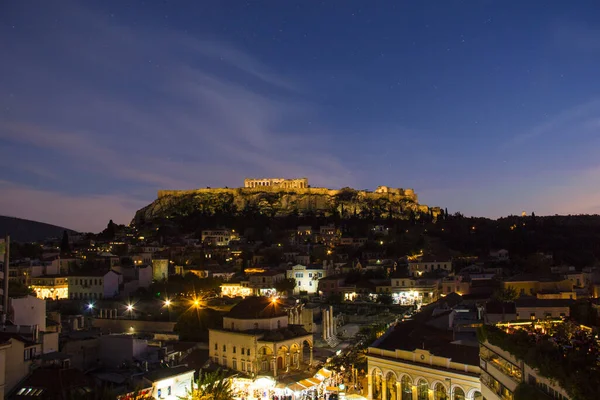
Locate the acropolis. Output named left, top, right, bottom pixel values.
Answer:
left=244, top=177, right=308, bottom=189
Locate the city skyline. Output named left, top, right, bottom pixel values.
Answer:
left=2, top=1, right=600, bottom=232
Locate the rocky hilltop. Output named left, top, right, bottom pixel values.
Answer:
left=132, top=185, right=440, bottom=226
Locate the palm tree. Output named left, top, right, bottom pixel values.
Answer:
left=181, top=370, right=234, bottom=400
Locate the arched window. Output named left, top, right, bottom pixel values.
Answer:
left=434, top=383, right=447, bottom=400
left=417, top=379, right=428, bottom=400
left=401, top=376, right=412, bottom=400
left=470, top=390, right=481, bottom=400
left=452, top=387, right=465, bottom=400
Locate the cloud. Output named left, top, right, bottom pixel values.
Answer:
left=0, top=2, right=354, bottom=229
left=501, top=99, right=600, bottom=148
left=0, top=181, right=145, bottom=232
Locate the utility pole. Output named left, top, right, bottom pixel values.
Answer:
left=1, top=235, right=10, bottom=324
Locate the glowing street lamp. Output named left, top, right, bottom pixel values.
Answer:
left=87, top=303, right=94, bottom=310
left=164, top=299, right=172, bottom=307
left=126, top=304, right=134, bottom=312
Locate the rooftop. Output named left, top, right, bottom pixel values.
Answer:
left=144, top=366, right=195, bottom=382
left=226, top=296, right=288, bottom=319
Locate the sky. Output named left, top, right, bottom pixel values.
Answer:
left=1, top=1, right=600, bottom=232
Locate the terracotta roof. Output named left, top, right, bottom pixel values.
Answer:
left=227, top=297, right=288, bottom=319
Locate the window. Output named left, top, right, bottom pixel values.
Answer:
left=158, top=389, right=162, bottom=398
left=215, top=343, right=218, bottom=350
left=223, top=345, right=226, bottom=352
left=318, top=272, right=322, bottom=277
left=233, top=359, right=237, bottom=369
left=530, top=313, right=536, bottom=320
left=233, top=346, right=236, bottom=354
left=167, top=387, right=171, bottom=396
left=222, top=357, right=227, bottom=367
left=241, top=360, right=246, bottom=371
left=247, top=349, right=250, bottom=356
left=309, top=273, right=313, bottom=278
left=309, top=281, right=312, bottom=286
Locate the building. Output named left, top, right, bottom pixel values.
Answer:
left=389, top=275, right=442, bottom=306
left=479, top=324, right=571, bottom=400
left=248, top=271, right=285, bottom=296
left=143, top=366, right=195, bottom=400
left=408, top=256, right=452, bottom=277
left=221, top=282, right=253, bottom=298
left=515, top=298, right=571, bottom=320
left=208, top=297, right=313, bottom=378
left=68, top=269, right=120, bottom=300
left=201, top=229, right=238, bottom=246
left=367, top=295, right=482, bottom=400
left=10, top=296, right=47, bottom=330
left=0, top=340, right=10, bottom=400
left=503, top=274, right=573, bottom=298
left=317, top=275, right=348, bottom=298
left=489, top=249, right=509, bottom=262
left=29, top=275, right=69, bottom=300
left=286, top=265, right=325, bottom=295
left=244, top=177, right=308, bottom=189
left=0, top=333, right=43, bottom=394
left=152, top=259, right=169, bottom=282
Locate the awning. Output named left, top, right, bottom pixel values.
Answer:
left=287, top=378, right=321, bottom=392
left=314, top=368, right=333, bottom=381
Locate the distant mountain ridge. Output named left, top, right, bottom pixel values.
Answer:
left=0, top=215, right=78, bottom=243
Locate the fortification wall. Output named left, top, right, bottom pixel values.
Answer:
left=158, top=186, right=417, bottom=201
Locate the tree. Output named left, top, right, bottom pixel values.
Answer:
left=105, top=219, right=116, bottom=240
left=274, top=278, right=296, bottom=295
left=377, top=293, right=393, bottom=305
left=60, top=230, right=70, bottom=254
left=493, top=286, right=518, bottom=322
left=182, top=370, right=234, bottom=400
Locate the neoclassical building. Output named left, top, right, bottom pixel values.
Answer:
left=367, top=299, right=482, bottom=400
left=208, top=297, right=313, bottom=377
left=244, top=178, right=308, bottom=189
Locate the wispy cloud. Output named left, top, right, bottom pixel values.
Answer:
left=0, top=2, right=353, bottom=230
left=501, top=99, right=600, bottom=148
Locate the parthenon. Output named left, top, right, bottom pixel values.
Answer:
left=244, top=177, right=308, bottom=189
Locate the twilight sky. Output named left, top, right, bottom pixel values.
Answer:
left=1, top=1, right=600, bottom=232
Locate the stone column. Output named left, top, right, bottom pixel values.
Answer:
left=382, top=378, right=387, bottom=400
left=329, top=306, right=335, bottom=339
left=322, top=309, right=328, bottom=340
left=273, top=356, right=277, bottom=377
left=309, top=346, right=313, bottom=366
left=396, top=382, right=401, bottom=400
left=411, top=385, right=417, bottom=400
left=368, top=375, right=373, bottom=400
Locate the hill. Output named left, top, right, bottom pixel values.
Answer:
left=0, top=215, right=78, bottom=243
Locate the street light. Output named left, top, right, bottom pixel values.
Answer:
left=164, top=299, right=171, bottom=307
left=87, top=303, right=94, bottom=310
left=126, top=304, right=134, bottom=312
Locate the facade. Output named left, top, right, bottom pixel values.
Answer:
left=408, top=257, right=452, bottom=277
left=208, top=297, right=313, bottom=378
left=68, top=270, right=120, bottom=300
left=201, top=229, right=238, bottom=246
left=221, top=282, right=254, bottom=298
left=514, top=298, right=571, bottom=320
left=502, top=275, right=573, bottom=297
left=367, top=333, right=481, bottom=400
left=10, top=296, right=46, bottom=330
left=143, top=366, right=195, bottom=400
left=244, top=177, right=308, bottom=189
left=248, top=271, right=285, bottom=295
left=152, top=259, right=169, bottom=282
left=286, top=265, right=325, bottom=295
left=0, top=341, right=9, bottom=400
left=389, top=276, right=442, bottom=306
left=0, top=333, right=42, bottom=394
left=479, top=339, right=569, bottom=400
left=29, top=275, right=69, bottom=300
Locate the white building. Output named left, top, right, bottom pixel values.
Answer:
left=68, top=270, right=121, bottom=300
left=143, top=366, right=195, bottom=400
left=208, top=297, right=313, bottom=378
left=286, top=265, right=325, bottom=295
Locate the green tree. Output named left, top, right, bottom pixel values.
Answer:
left=60, top=230, right=70, bottom=254
left=181, top=370, right=234, bottom=400
left=274, top=278, right=296, bottom=295
left=105, top=219, right=116, bottom=239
